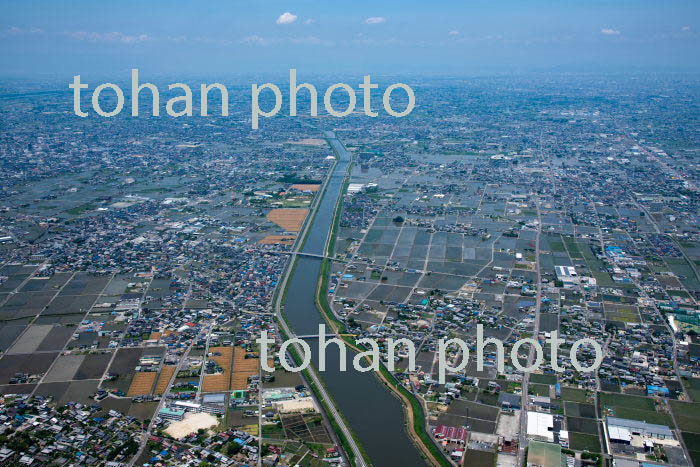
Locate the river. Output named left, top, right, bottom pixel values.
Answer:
left=281, top=131, right=428, bottom=466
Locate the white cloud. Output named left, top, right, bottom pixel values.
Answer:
left=682, top=26, right=692, bottom=32
left=448, top=30, right=459, bottom=36
left=289, top=36, right=323, bottom=45
left=276, top=12, right=298, bottom=25
left=600, top=28, right=621, bottom=35
left=8, top=26, right=43, bottom=35
left=240, top=35, right=269, bottom=45
left=364, top=17, right=386, bottom=25
left=239, top=35, right=333, bottom=47
left=66, top=31, right=150, bottom=44
left=304, top=19, right=315, bottom=25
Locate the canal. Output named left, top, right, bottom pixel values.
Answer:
left=281, top=131, right=428, bottom=466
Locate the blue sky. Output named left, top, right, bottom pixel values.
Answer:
left=1, top=0, right=699, bottom=77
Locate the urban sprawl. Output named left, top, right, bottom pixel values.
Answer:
left=0, top=74, right=699, bottom=467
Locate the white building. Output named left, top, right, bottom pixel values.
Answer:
left=555, top=266, right=578, bottom=288
left=527, top=411, right=554, bottom=442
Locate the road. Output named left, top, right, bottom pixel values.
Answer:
left=270, top=132, right=367, bottom=467
left=128, top=323, right=208, bottom=467
left=517, top=196, right=543, bottom=467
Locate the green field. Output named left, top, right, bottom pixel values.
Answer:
left=530, top=383, right=551, bottom=397
left=531, top=373, right=557, bottom=385
left=561, top=387, right=589, bottom=403
left=670, top=401, right=700, bottom=433
left=682, top=378, right=700, bottom=402
left=600, top=393, right=655, bottom=411
left=569, top=432, right=601, bottom=452
left=611, top=407, right=673, bottom=426
left=681, top=432, right=700, bottom=467
left=599, top=393, right=674, bottom=425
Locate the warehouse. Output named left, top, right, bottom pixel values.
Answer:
left=555, top=265, right=578, bottom=288
left=607, top=417, right=674, bottom=441
left=527, top=412, right=554, bottom=442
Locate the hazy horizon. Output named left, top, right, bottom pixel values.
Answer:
left=1, top=0, right=699, bottom=77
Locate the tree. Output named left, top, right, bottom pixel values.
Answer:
left=226, top=442, right=242, bottom=456
left=392, top=216, right=405, bottom=223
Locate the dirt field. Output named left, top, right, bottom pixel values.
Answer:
left=290, top=184, right=321, bottom=192
left=155, top=365, right=177, bottom=395
left=0, top=325, right=26, bottom=351
left=75, top=352, right=113, bottom=380
left=128, top=401, right=159, bottom=421
left=203, top=346, right=233, bottom=392
left=127, top=372, right=158, bottom=396
left=107, top=348, right=144, bottom=375
left=266, top=208, right=309, bottom=232
left=34, top=381, right=70, bottom=401
left=165, top=412, right=218, bottom=439
left=102, top=348, right=144, bottom=392
left=34, top=380, right=101, bottom=406
left=36, top=326, right=75, bottom=351
left=286, top=138, right=326, bottom=147
left=44, top=354, right=85, bottom=382
left=232, top=348, right=259, bottom=391
left=59, top=380, right=99, bottom=405
left=0, top=383, right=36, bottom=395
left=6, top=324, right=53, bottom=354
left=259, top=235, right=297, bottom=246
left=0, top=352, right=58, bottom=384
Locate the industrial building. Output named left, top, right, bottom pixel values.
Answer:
left=607, top=417, right=675, bottom=443
left=527, top=412, right=554, bottom=443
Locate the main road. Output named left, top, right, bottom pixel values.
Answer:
left=517, top=195, right=543, bottom=467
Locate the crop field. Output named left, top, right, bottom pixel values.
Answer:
left=600, top=392, right=655, bottom=411
left=463, top=449, right=496, bottom=466
left=267, top=208, right=309, bottom=232
left=154, top=365, right=177, bottom=394
left=232, top=347, right=259, bottom=390
left=564, top=402, right=596, bottom=419
left=18, top=273, right=72, bottom=293
left=6, top=324, right=54, bottom=354
left=40, top=294, right=99, bottom=317
left=60, top=273, right=111, bottom=295
left=36, top=325, right=75, bottom=351
left=59, top=380, right=100, bottom=405
left=599, top=392, right=673, bottom=425
left=569, top=432, right=601, bottom=452
left=127, top=371, right=158, bottom=396
left=259, top=234, right=297, bottom=245
left=74, top=352, right=113, bottom=379
left=0, top=292, right=54, bottom=320
left=604, top=304, right=641, bottom=323
left=290, top=183, right=321, bottom=192
left=566, top=416, right=598, bottom=435
left=670, top=401, right=700, bottom=433
left=102, top=347, right=145, bottom=392
left=0, top=324, right=27, bottom=351
left=203, top=346, right=233, bottom=392
left=435, top=399, right=499, bottom=434
left=0, top=352, right=58, bottom=384
left=0, top=383, right=35, bottom=395
left=44, top=354, right=86, bottom=382
left=681, top=432, right=700, bottom=466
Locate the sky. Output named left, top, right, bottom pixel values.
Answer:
left=1, top=0, right=699, bottom=79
